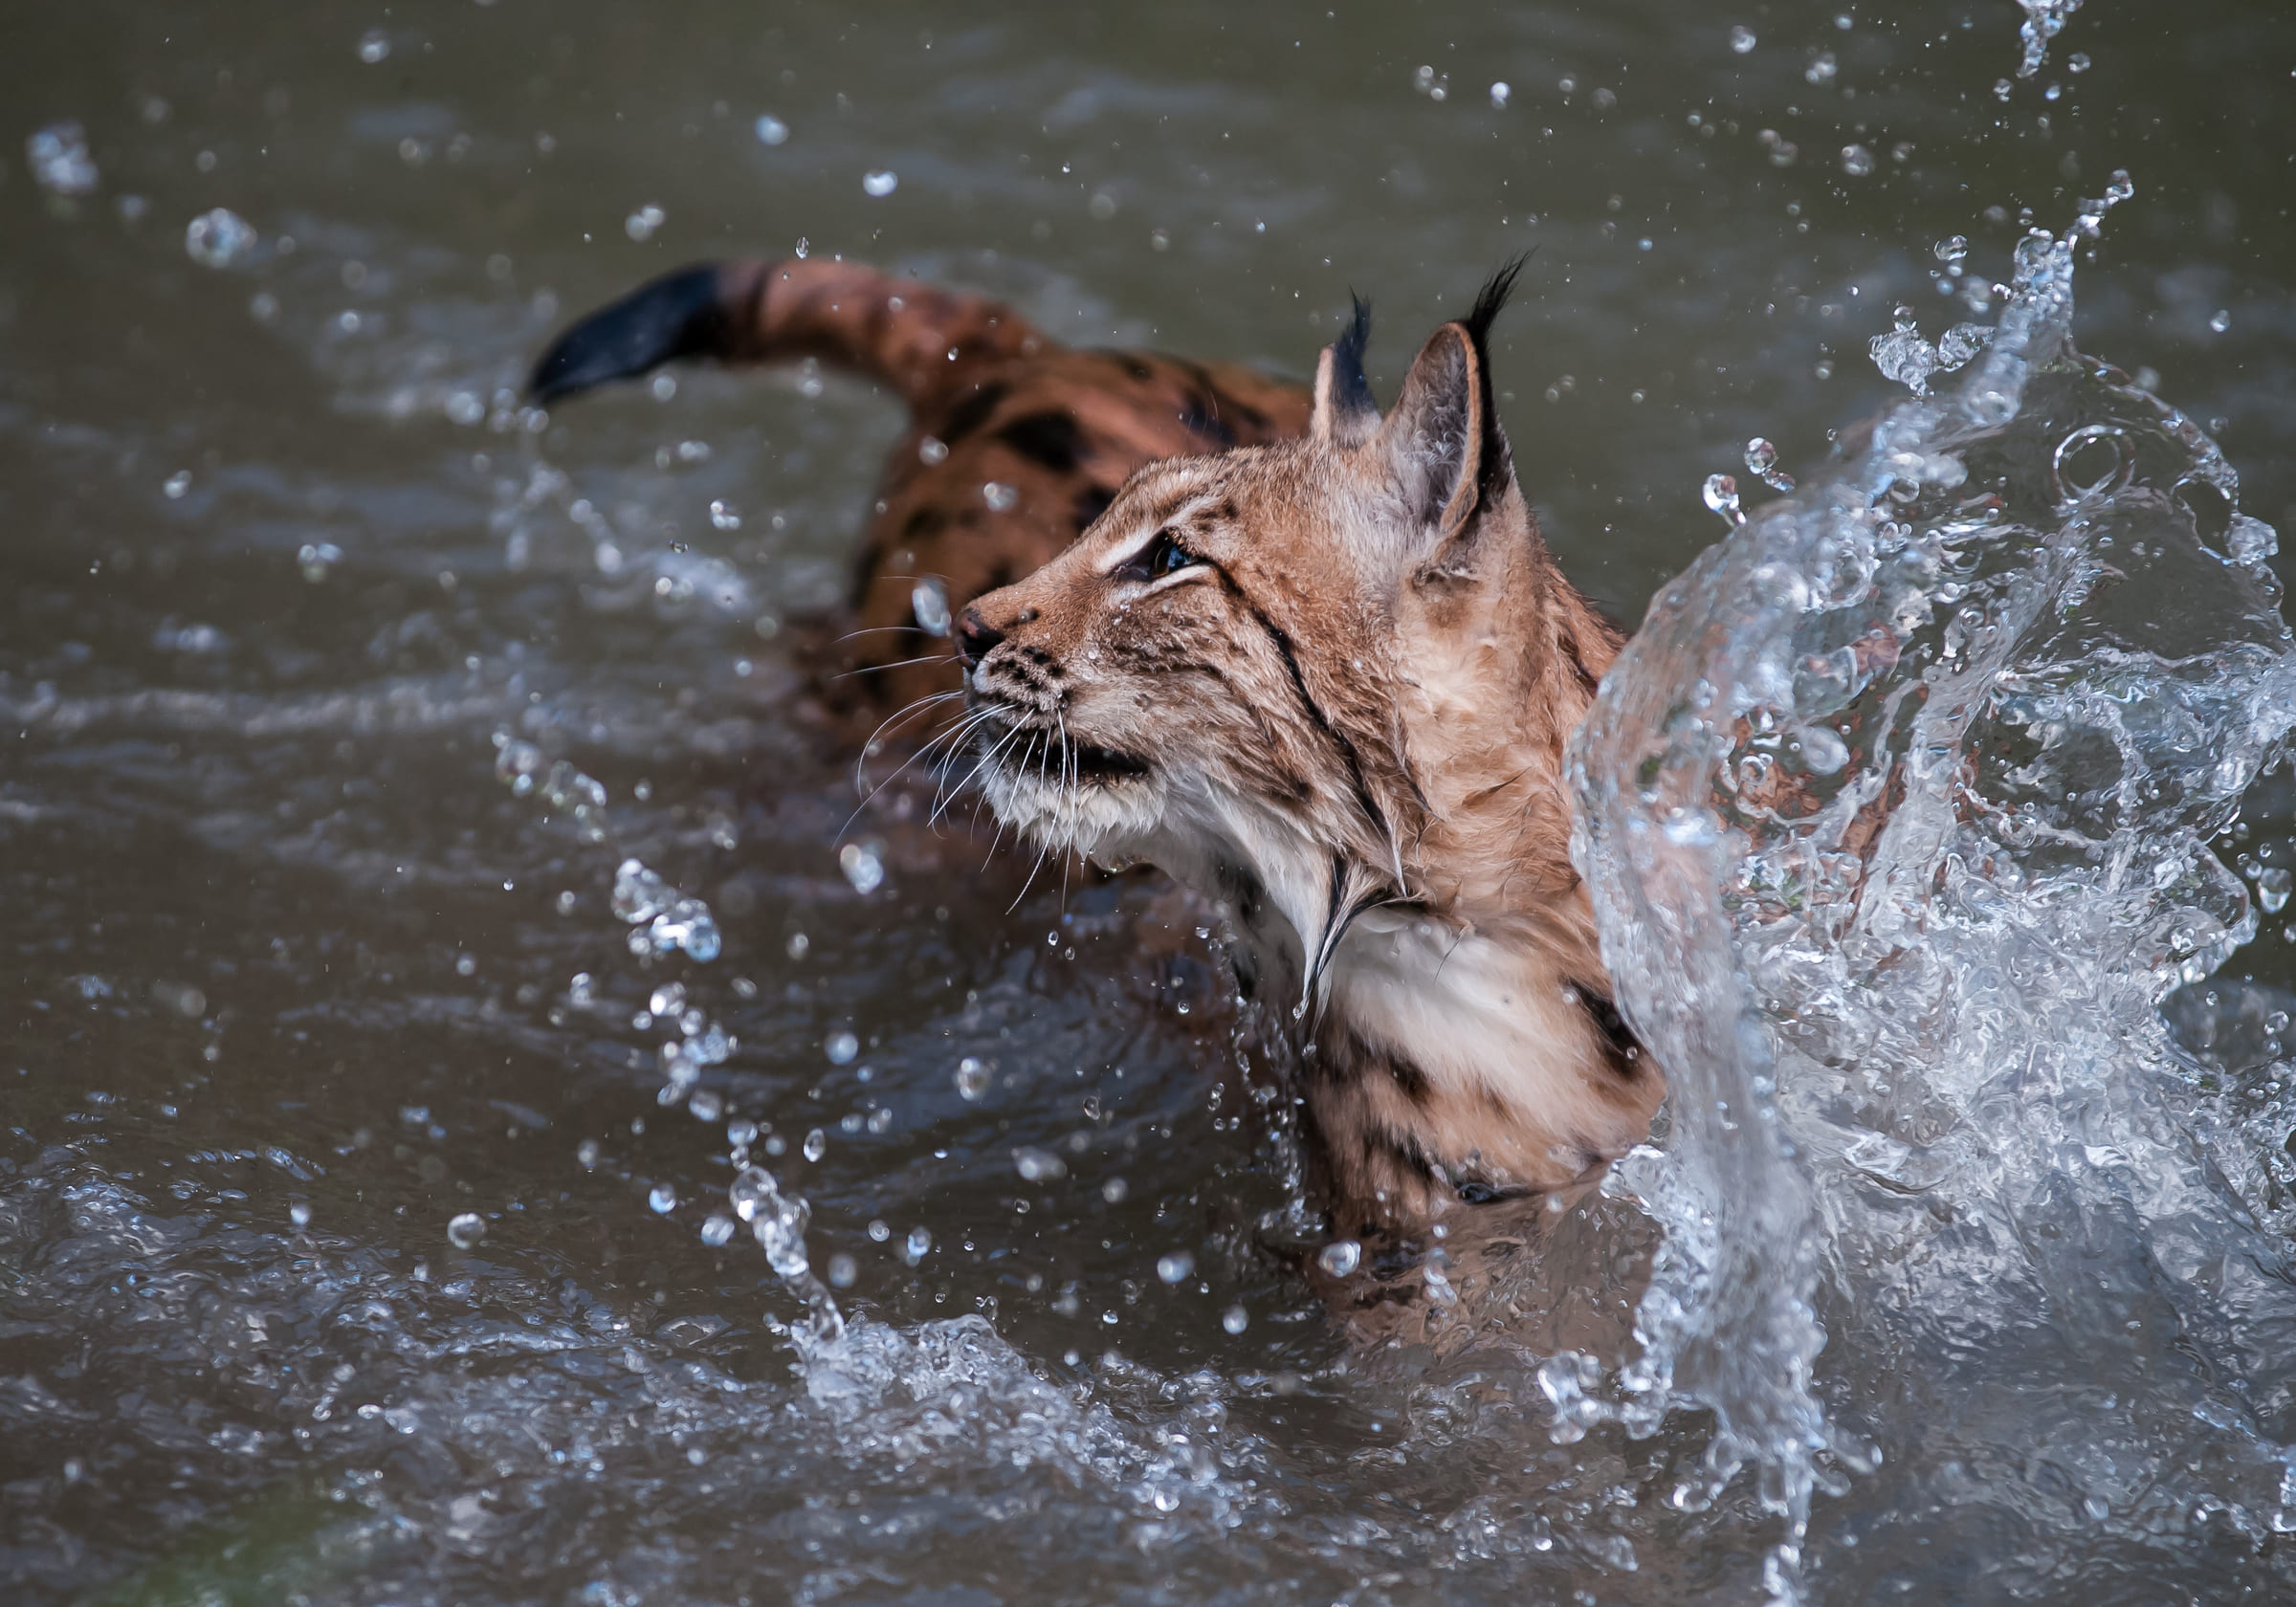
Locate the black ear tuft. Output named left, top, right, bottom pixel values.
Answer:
left=1332, top=293, right=1374, bottom=414
left=1312, top=291, right=1380, bottom=446
left=1459, top=254, right=1529, bottom=356
left=1456, top=255, right=1529, bottom=505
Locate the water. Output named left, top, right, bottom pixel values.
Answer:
left=4, top=2, right=2293, bottom=1603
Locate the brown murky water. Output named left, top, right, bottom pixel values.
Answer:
left=5, top=2, right=2294, bottom=1601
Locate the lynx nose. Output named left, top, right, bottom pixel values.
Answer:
left=955, top=608, right=1004, bottom=668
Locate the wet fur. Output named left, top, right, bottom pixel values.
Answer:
left=533, top=256, right=1662, bottom=1250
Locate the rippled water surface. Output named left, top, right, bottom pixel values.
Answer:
left=5, top=3, right=2295, bottom=1602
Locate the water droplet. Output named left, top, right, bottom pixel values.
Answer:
left=186, top=207, right=258, bottom=270
left=1222, top=1304, right=1248, bottom=1334
left=868, top=1219, right=891, bottom=1243
left=954, top=1056, right=991, bottom=1100
left=1157, top=1251, right=1195, bottom=1284
left=1870, top=324, right=1940, bottom=395
left=27, top=122, right=99, bottom=196
left=827, top=1252, right=857, bottom=1288
left=1101, top=1177, right=1129, bottom=1203
left=903, top=1225, right=932, bottom=1265
left=1489, top=81, right=1512, bottom=108
left=1703, top=473, right=1745, bottom=528
left=648, top=1184, right=677, bottom=1214
left=1840, top=143, right=1875, bottom=178
left=2261, top=869, right=2293, bottom=915
left=700, top=1214, right=736, bottom=1246
left=2208, top=309, right=2232, bottom=335
left=689, top=1090, right=723, bottom=1123
left=1935, top=322, right=1994, bottom=370
left=755, top=114, right=789, bottom=145
left=839, top=843, right=885, bottom=895
left=358, top=28, right=390, bottom=64
left=1317, top=1239, right=1361, bottom=1277
left=1088, top=190, right=1117, bottom=221
left=709, top=498, right=741, bottom=530
left=1744, top=438, right=1796, bottom=493
left=982, top=481, right=1019, bottom=512
left=1014, top=1146, right=1068, bottom=1181
left=164, top=470, right=193, bottom=500
left=2226, top=516, right=2279, bottom=566
left=1805, top=52, right=1838, bottom=85
left=625, top=205, right=666, bottom=243
left=803, top=1128, right=828, bottom=1162
left=1729, top=25, right=1757, bottom=54
left=611, top=859, right=673, bottom=924
left=911, top=577, right=952, bottom=637
left=862, top=169, right=898, bottom=197
left=825, top=1030, right=858, bottom=1066
left=447, top=1212, right=486, bottom=1248
left=289, top=1201, right=312, bottom=1228
left=577, top=1138, right=601, bottom=1167
left=650, top=981, right=687, bottom=1018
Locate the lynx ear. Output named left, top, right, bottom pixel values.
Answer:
left=1375, top=261, right=1524, bottom=542
left=1311, top=296, right=1380, bottom=448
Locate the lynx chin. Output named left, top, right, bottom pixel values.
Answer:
left=958, top=265, right=1664, bottom=1236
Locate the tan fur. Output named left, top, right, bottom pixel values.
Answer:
left=957, top=287, right=1665, bottom=1236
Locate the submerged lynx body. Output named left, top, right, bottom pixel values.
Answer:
left=534, top=259, right=1661, bottom=1243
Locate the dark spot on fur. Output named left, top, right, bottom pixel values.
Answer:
left=901, top=505, right=950, bottom=543
left=936, top=382, right=1009, bottom=446
left=1368, top=1127, right=1439, bottom=1185
left=1384, top=1053, right=1432, bottom=1106
left=997, top=409, right=1089, bottom=473
left=1456, top=1178, right=1530, bottom=1205
left=1575, top=984, right=1642, bottom=1073
left=1071, top=484, right=1115, bottom=533
left=1180, top=390, right=1237, bottom=448
left=1212, top=858, right=1265, bottom=929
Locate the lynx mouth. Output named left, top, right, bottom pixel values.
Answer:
left=975, top=715, right=1151, bottom=787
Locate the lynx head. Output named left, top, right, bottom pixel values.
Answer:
left=958, top=266, right=1621, bottom=1010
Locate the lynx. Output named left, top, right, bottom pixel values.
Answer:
left=955, top=268, right=1664, bottom=1236
left=535, top=258, right=1661, bottom=1253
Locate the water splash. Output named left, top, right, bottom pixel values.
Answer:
left=1569, top=209, right=2296, bottom=1599
left=611, top=857, right=721, bottom=962
left=2016, top=0, right=2086, bottom=79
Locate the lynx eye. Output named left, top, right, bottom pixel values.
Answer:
left=1116, top=528, right=1200, bottom=584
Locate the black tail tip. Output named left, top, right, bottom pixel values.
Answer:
left=526, top=262, right=732, bottom=405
